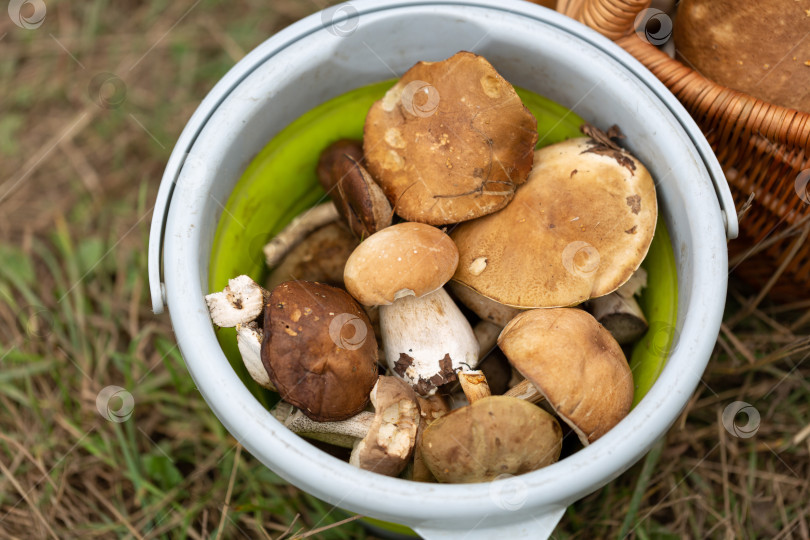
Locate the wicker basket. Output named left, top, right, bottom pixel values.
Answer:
left=554, top=0, right=810, bottom=300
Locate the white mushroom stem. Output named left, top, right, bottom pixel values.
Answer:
left=271, top=401, right=375, bottom=449
left=380, top=288, right=480, bottom=396
left=205, top=275, right=268, bottom=327
left=235, top=322, right=276, bottom=391
left=473, top=320, right=501, bottom=360
left=503, top=379, right=545, bottom=404
left=457, top=370, right=491, bottom=404
left=264, top=202, right=340, bottom=267
left=588, top=268, right=649, bottom=344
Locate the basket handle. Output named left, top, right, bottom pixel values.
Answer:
left=559, top=0, right=651, bottom=40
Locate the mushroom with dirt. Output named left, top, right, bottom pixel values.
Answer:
left=205, top=274, right=268, bottom=328
left=272, top=376, right=420, bottom=477
left=363, top=51, right=538, bottom=225
left=420, top=395, right=562, bottom=483
left=343, top=222, right=479, bottom=396
left=261, top=280, right=379, bottom=422
left=451, top=126, right=657, bottom=308
left=499, top=307, right=634, bottom=445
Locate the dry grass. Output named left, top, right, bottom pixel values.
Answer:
left=0, top=1, right=808, bottom=538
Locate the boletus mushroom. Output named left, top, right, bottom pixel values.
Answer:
left=499, top=308, right=634, bottom=445
left=205, top=274, right=268, bottom=327
left=261, top=281, right=378, bottom=421
left=272, top=376, right=420, bottom=477
left=587, top=267, right=648, bottom=344
left=451, top=128, right=657, bottom=308
left=264, top=202, right=340, bottom=268
left=344, top=222, right=479, bottom=396
left=420, top=396, right=562, bottom=483
left=363, top=51, right=538, bottom=225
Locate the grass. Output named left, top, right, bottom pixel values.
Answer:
left=1, top=1, right=809, bottom=538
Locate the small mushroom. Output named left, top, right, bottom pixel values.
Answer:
left=264, top=203, right=340, bottom=268
left=457, top=370, right=491, bottom=404
left=344, top=222, right=459, bottom=306
left=205, top=275, right=268, bottom=327
left=498, top=308, right=634, bottom=445
left=587, top=267, right=649, bottom=344
left=272, top=376, right=420, bottom=477
left=448, top=280, right=522, bottom=327
left=266, top=222, right=358, bottom=290
left=420, top=396, right=562, bottom=483
left=363, top=51, right=538, bottom=225
left=451, top=129, right=657, bottom=308
left=317, top=139, right=393, bottom=239
left=261, top=281, right=379, bottom=422
left=411, top=394, right=450, bottom=482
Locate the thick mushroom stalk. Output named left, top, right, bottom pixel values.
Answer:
left=380, top=288, right=479, bottom=396
left=235, top=322, right=276, bottom=391
left=263, top=202, right=340, bottom=267
left=205, top=275, right=267, bottom=327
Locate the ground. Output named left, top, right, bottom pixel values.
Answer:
left=0, top=1, right=808, bottom=538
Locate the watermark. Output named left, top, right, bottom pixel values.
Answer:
left=646, top=321, right=680, bottom=358
left=722, top=401, right=760, bottom=439
left=633, top=8, right=673, bottom=46
left=19, top=304, right=54, bottom=339
left=561, top=240, right=600, bottom=279
left=88, top=72, right=127, bottom=109
left=321, top=3, right=359, bottom=38
left=96, top=385, right=135, bottom=423
left=328, top=313, right=368, bottom=350
left=8, top=0, right=46, bottom=29
left=176, top=151, right=209, bottom=190
left=794, top=169, right=810, bottom=204
left=488, top=473, right=528, bottom=512
left=401, top=80, right=440, bottom=118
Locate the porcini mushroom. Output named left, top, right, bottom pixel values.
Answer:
left=448, top=280, right=522, bottom=327
left=205, top=275, right=267, bottom=327
left=420, top=396, right=562, bottom=483
left=587, top=267, right=649, bottom=344
left=272, top=376, right=420, bottom=477
left=363, top=51, right=538, bottom=225
left=263, top=203, right=340, bottom=268
left=317, top=139, right=393, bottom=239
left=498, top=308, right=634, bottom=445
left=411, top=394, right=450, bottom=482
left=344, top=222, right=479, bottom=395
left=451, top=128, right=657, bottom=308
left=261, top=281, right=378, bottom=422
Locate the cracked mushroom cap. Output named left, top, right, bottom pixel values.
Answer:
left=344, top=222, right=458, bottom=306
left=261, top=281, right=379, bottom=422
left=363, top=51, right=538, bottom=225
left=420, top=396, right=562, bottom=483
left=451, top=137, right=657, bottom=308
left=349, top=376, right=421, bottom=477
left=498, top=308, right=633, bottom=445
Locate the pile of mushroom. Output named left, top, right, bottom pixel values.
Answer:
left=205, top=51, right=659, bottom=483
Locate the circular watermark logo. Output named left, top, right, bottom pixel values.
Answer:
left=488, top=473, right=528, bottom=512
left=176, top=151, right=209, bottom=191
left=19, top=305, right=55, bottom=339
left=561, top=241, right=600, bottom=278
left=646, top=321, right=680, bottom=358
left=8, top=0, right=46, bottom=29
left=96, top=386, right=135, bottom=423
left=321, top=3, right=359, bottom=37
left=328, top=313, right=368, bottom=350
left=794, top=169, right=810, bottom=204
left=401, top=80, right=440, bottom=118
left=722, top=401, right=760, bottom=439
left=88, top=72, right=127, bottom=109
left=633, top=8, right=673, bottom=46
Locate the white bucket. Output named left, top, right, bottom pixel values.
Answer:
left=148, top=1, right=738, bottom=537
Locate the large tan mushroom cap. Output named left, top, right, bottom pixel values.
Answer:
left=498, top=308, right=633, bottom=445
left=344, top=222, right=458, bottom=306
left=420, top=396, right=562, bottom=483
left=451, top=136, right=657, bottom=308
left=261, top=281, right=379, bottom=422
left=363, top=51, right=537, bottom=226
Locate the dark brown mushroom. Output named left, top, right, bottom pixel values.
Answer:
left=261, top=281, right=379, bottom=422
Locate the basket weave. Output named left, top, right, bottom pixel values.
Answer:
left=554, top=0, right=810, bottom=299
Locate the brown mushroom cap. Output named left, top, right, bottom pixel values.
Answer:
left=261, top=281, right=378, bottom=422
left=498, top=308, right=633, bottom=445
left=451, top=137, right=657, bottom=308
left=350, top=376, right=420, bottom=477
left=363, top=51, right=538, bottom=225
left=421, top=396, right=562, bottom=483
left=344, top=222, right=458, bottom=306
